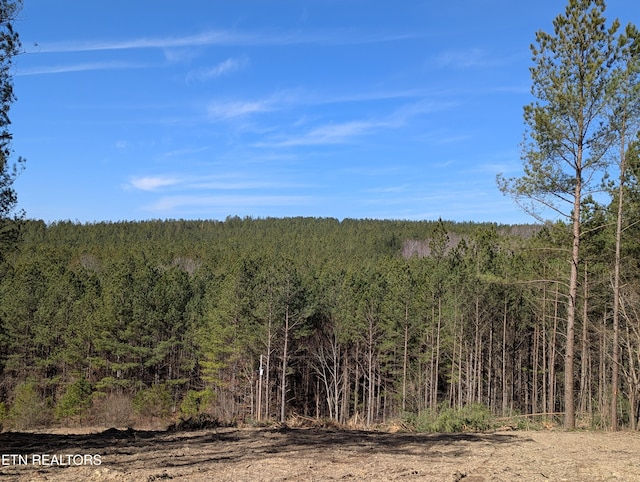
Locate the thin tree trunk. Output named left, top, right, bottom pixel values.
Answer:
left=580, top=263, right=589, bottom=416
left=265, top=297, right=273, bottom=420
left=488, top=319, right=493, bottom=409
left=624, top=321, right=637, bottom=430
left=427, top=321, right=434, bottom=410
left=611, top=129, right=625, bottom=430
left=542, top=284, right=548, bottom=417
left=549, top=284, right=559, bottom=417
left=502, top=297, right=508, bottom=416
left=533, top=323, right=539, bottom=414
left=366, top=314, right=374, bottom=426
left=457, top=324, right=463, bottom=409
left=565, top=167, right=582, bottom=429
left=333, top=334, right=341, bottom=421
left=280, top=305, right=290, bottom=423
left=341, top=346, right=349, bottom=424
left=434, top=297, right=442, bottom=409
left=354, top=342, right=360, bottom=421
left=402, top=302, right=409, bottom=412
left=475, top=297, right=482, bottom=404
left=257, top=354, right=263, bottom=421
left=599, top=310, right=607, bottom=427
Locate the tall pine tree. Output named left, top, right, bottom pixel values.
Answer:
left=498, top=0, right=620, bottom=428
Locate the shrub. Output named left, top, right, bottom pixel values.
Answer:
left=133, top=384, right=172, bottom=419
left=7, top=380, right=51, bottom=430
left=412, top=404, right=495, bottom=433
left=180, top=389, right=214, bottom=417
left=89, top=392, right=134, bottom=427
left=55, top=378, right=93, bottom=421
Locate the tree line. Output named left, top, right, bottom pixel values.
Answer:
left=0, top=211, right=637, bottom=430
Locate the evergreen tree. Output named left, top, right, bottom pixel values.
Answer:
left=498, top=0, right=621, bottom=429
left=0, top=0, right=23, bottom=253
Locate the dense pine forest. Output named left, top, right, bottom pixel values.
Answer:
left=0, top=214, right=637, bottom=430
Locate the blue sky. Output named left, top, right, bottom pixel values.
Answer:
left=9, top=1, right=640, bottom=224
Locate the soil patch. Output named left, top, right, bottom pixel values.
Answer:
left=1, top=426, right=639, bottom=481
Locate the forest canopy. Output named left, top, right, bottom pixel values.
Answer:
left=0, top=215, right=633, bottom=431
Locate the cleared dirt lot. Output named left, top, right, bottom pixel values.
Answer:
left=1, top=426, right=640, bottom=481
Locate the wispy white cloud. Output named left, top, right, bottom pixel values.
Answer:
left=205, top=89, right=451, bottom=125
left=207, top=89, right=309, bottom=120
left=35, top=29, right=419, bottom=54
left=207, top=100, right=274, bottom=119
left=388, top=99, right=458, bottom=126
left=187, top=57, right=248, bottom=82
left=262, top=120, right=387, bottom=147
left=367, top=184, right=410, bottom=194
left=160, top=146, right=210, bottom=158
left=37, top=31, right=253, bottom=53
left=17, top=61, right=149, bottom=76
left=189, top=180, right=303, bottom=190
left=435, top=48, right=492, bottom=69
left=127, top=175, right=182, bottom=191
left=254, top=98, right=456, bottom=147
left=163, top=47, right=202, bottom=64
left=126, top=173, right=307, bottom=192
left=433, top=48, right=525, bottom=71
left=144, top=194, right=311, bottom=212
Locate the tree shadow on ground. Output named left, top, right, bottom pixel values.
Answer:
left=0, top=426, right=528, bottom=477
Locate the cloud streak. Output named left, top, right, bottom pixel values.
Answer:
left=260, top=120, right=387, bottom=147
left=126, top=173, right=308, bottom=192
left=187, top=57, right=248, bottom=82
left=253, top=98, right=457, bottom=147
left=207, top=100, right=274, bottom=119
left=435, top=48, right=492, bottom=69
left=35, top=29, right=419, bottom=54
left=17, top=61, right=150, bottom=76
left=144, top=194, right=312, bottom=212
left=128, top=175, right=182, bottom=191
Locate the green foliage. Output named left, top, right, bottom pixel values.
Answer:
left=0, top=0, right=24, bottom=224
left=412, top=404, right=495, bottom=433
left=7, top=380, right=50, bottom=430
left=498, top=0, right=620, bottom=221
left=54, top=378, right=92, bottom=421
left=133, top=384, right=172, bottom=419
left=1, top=212, right=638, bottom=430
left=180, top=389, right=214, bottom=417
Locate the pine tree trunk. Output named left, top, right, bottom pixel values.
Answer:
left=533, top=323, right=539, bottom=414
left=580, top=263, right=589, bottom=416
left=565, top=168, right=582, bottom=429
left=280, top=305, right=289, bottom=423
left=502, top=297, right=508, bottom=416
left=457, top=325, right=463, bottom=409
left=542, top=284, right=548, bottom=416
left=402, top=303, right=409, bottom=412
left=366, top=314, right=374, bottom=426
left=434, top=297, right=442, bottom=409
left=599, top=310, right=607, bottom=426
left=549, top=284, right=559, bottom=417
left=341, top=347, right=349, bottom=424
left=611, top=130, right=625, bottom=430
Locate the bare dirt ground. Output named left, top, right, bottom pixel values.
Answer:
left=1, top=425, right=640, bottom=481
